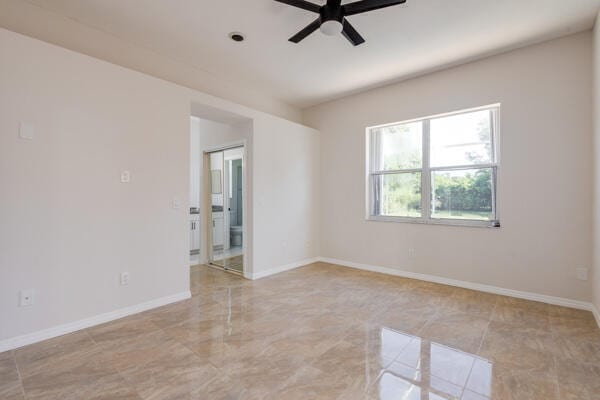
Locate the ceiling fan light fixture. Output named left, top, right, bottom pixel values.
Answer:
left=320, top=19, right=343, bottom=36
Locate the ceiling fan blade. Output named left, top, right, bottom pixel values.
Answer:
left=289, top=18, right=321, bottom=43
left=341, top=20, right=365, bottom=46
left=343, top=0, right=406, bottom=16
left=274, top=0, right=321, bottom=13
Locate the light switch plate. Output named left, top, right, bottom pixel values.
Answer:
left=120, top=170, right=131, bottom=183
left=120, top=272, right=130, bottom=286
left=19, top=122, right=34, bottom=140
left=172, top=198, right=182, bottom=209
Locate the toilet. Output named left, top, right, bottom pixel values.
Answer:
left=230, top=225, right=243, bottom=246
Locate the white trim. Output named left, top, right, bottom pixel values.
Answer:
left=203, top=140, right=246, bottom=154
left=248, top=257, right=320, bottom=280
left=367, top=215, right=499, bottom=228
left=0, top=291, right=191, bottom=353
left=593, top=304, right=600, bottom=329
left=422, top=119, right=432, bottom=220
left=318, top=257, right=594, bottom=311
left=204, top=141, right=250, bottom=277
left=366, top=103, right=502, bottom=130
left=366, top=104, right=501, bottom=228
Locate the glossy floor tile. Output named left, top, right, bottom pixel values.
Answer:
left=3, top=262, right=600, bottom=399
left=211, top=255, right=244, bottom=273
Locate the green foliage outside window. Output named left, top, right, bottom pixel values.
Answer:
left=375, top=110, right=495, bottom=220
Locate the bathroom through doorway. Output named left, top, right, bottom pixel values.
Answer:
left=208, top=146, right=244, bottom=274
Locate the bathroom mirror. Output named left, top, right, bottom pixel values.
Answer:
left=211, top=170, right=222, bottom=194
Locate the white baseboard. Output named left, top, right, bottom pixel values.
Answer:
left=318, top=257, right=595, bottom=312
left=3, top=259, right=598, bottom=353
left=0, top=291, right=191, bottom=353
left=593, top=304, right=600, bottom=329
left=248, top=257, right=320, bottom=280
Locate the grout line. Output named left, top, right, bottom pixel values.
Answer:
left=460, top=362, right=476, bottom=398
left=84, top=330, right=97, bottom=345
left=107, top=318, right=171, bottom=399
left=12, top=350, right=27, bottom=399
left=551, top=355, right=561, bottom=400
left=110, top=351, right=143, bottom=399
left=159, top=280, right=234, bottom=375
left=459, top=298, right=498, bottom=398
left=546, top=309, right=562, bottom=400
left=475, top=298, right=498, bottom=356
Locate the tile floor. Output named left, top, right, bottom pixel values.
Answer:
left=1, top=262, right=600, bottom=399
left=211, top=255, right=243, bottom=273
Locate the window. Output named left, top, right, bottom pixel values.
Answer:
left=367, top=105, right=500, bottom=227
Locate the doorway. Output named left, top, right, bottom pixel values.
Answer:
left=208, top=146, right=244, bottom=274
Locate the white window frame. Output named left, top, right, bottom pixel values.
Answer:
left=365, top=104, right=501, bottom=228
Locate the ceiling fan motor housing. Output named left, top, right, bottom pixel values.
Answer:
left=320, top=4, right=344, bottom=24
left=319, top=4, right=344, bottom=35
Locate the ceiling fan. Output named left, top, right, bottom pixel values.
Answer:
left=275, top=0, right=407, bottom=46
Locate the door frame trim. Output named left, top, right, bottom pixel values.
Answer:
left=203, top=141, right=247, bottom=276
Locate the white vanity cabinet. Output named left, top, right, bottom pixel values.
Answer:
left=189, top=214, right=200, bottom=254
left=212, top=212, right=224, bottom=247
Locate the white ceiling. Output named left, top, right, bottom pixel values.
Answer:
left=23, top=0, right=600, bottom=108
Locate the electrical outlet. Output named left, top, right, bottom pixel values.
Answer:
left=408, top=248, right=416, bottom=258
left=576, top=267, right=588, bottom=281
left=19, top=122, right=34, bottom=140
left=172, top=198, right=182, bottom=209
left=19, top=289, right=35, bottom=307
left=120, top=272, right=130, bottom=286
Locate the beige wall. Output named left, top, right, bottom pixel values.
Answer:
left=0, top=27, right=320, bottom=345
left=304, top=32, right=593, bottom=302
left=593, top=15, right=600, bottom=314
left=252, top=117, right=320, bottom=276
left=0, top=28, right=191, bottom=341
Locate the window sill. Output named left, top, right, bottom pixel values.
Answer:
left=366, top=215, right=501, bottom=228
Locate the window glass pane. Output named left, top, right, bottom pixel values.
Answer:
left=371, top=122, right=422, bottom=171
left=431, top=168, right=494, bottom=220
left=373, top=173, right=421, bottom=217
left=430, top=110, right=493, bottom=167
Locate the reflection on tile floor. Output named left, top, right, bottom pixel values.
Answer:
left=370, top=329, right=493, bottom=400
left=2, top=262, right=600, bottom=399
left=211, top=255, right=243, bottom=273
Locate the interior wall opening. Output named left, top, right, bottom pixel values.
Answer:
left=189, top=106, right=252, bottom=278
